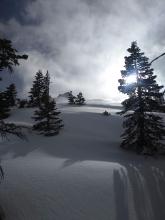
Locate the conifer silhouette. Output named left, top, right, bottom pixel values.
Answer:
left=68, top=91, right=76, bottom=104
left=33, top=72, right=63, bottom=136
left=75, top=92, right=85, bottom=105
left=0, top=38, right=28, bottom=139
left=0, top=91, right=10, bottom=119
left=118, top=42, right=165, bottom=155
left=6, top=83, right=17, bottom=107
left=29, top=70, right=45, bottom=107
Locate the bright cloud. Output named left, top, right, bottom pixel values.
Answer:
left=0, top=0, right=165, bottom=102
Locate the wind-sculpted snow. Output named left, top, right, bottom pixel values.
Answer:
left=0, top=105, right=164, bottom=220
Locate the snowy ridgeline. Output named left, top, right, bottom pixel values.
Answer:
left=0, top=103, right=165, bottom=220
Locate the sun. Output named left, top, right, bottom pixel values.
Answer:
left=125, top=74, right=137, bottom=84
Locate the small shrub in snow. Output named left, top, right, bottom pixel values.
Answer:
left=18, top=99, right=28, bottom=108
left=102, top=110, right=111, bottom=116
left=0, top=120, right=25, bottom=139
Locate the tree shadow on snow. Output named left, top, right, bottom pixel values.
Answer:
left=0, top=112, right=123, bottom=163
left=0, top=133, right=41, bottom=160
left=113, top=160, right=165, bottom=220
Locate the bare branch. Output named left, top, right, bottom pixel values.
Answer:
left=150, top=53, right=165, bottom=64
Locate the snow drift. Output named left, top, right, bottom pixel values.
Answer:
left=0, top=103, right=164, bottom=220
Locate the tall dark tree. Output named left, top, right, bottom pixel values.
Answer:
left=6, top=83, right=17, bottom=107
left=0, top=38, right=28, bottom=139
left=160, top=89, right=165, bottom=104
left=0, top=91, right=10, bottom=119
left=41, top=71, right=50, bottom=103
left=118, top=41, right=165, bottom=155
left=75, top=92, right=85, bottom=105
left=29, top=70, right=45, bottom=107
left=68, top=91, right=76, bottom=104
left=33, top=72, right=63, bottom=136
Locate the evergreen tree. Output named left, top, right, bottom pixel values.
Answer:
left=75, top=92, right=85, bottom=105
left=0, top=38, right=28, bottom=74
left=160, top=89, right=165, bottom=104
left=0, top=38, right=28, bottom=139
left=33, top=72, right=63, bottom=136
left=0, top=91, right=10, bottom=119
left=6, top=83, right=17, bottom=106
left=118, top=41, right=165, bottom=155
left=41, top=71, right=50, bottom=103
left=29, top=70, right=45, bottom=107
left=68, top=91, right=76, bottom=104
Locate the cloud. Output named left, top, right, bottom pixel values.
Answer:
left=0, top=0, right=165, bottom=101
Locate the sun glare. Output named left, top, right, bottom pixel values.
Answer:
left=99, top=62, right=125, bottom=101
left=125, top=74, right=137, bottom=84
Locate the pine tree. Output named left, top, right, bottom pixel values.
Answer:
left=33, top=72, right=63, bottom=136
left=118, top=41, right=165, bottom=155
left=29, top=70, right=45, bottom=107
left=68, top=91, right=76, bottom=104
left=6, top=83, right=17, bottom=107
left=0, top=38, right=28, bottom=139
left=0, top=91, right=10, bottom=119
left=75, top=92, right=85, bottom=105
left=41, top=71, right=50, bottom=103
left=0, top=38, right=28, bottom=73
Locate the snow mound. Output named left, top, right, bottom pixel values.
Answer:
left=0, top=105, right=164, bottom=220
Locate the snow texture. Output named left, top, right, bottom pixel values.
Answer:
left=0, top=100, right=165, bottom=220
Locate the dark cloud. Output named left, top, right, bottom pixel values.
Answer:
left=0, top=0, right=36, bottom=24
left=0, top=0, right=164, bottom=101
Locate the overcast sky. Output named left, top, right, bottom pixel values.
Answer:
left=0, top=0, right=165, bottom=102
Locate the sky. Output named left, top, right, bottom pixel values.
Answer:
left=0, top=0, right=165, bottom=102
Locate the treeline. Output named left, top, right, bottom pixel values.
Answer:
left=68, top=91, right=85, bottom=105
left=0, top=39, right=64, bottom=138
left=0, top=65, right=86, bottom=137
left=0, top=37, right=87, bottom=138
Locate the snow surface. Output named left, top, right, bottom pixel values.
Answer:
left=0, top=101, right=165, bottom=220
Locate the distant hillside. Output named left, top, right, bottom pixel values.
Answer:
left=57, top=92, right=70, bottom=99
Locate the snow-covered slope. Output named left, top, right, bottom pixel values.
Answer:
left=0, top=104, right=165, bottom=220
